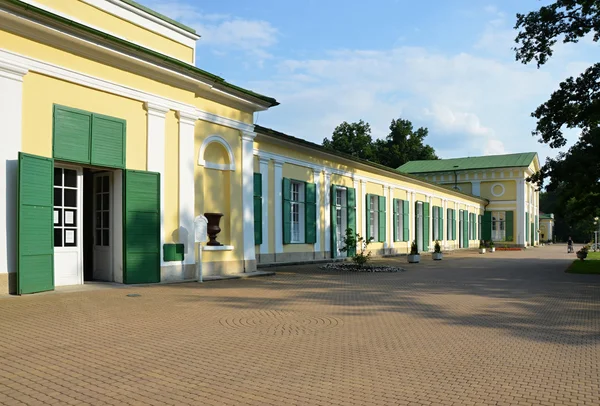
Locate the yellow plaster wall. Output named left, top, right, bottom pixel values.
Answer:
left=415, top=193, right=427, bottom=203
left=431, top=197, right=442, bottom=207
left=253, top=156, right=259, bottom=173
left=33, top=0, right=194, bottom=63
left=1, top=31, right=252, bottom=124
left=455, top=182, right=472, bottom=195
left=480, top=180, right=516, bottom=201
left=22, top=72, right=147, bottom=170
left=330, top=174, right=354, bottom=188
left=164, top=110, right=179, bottom=243
left=204, top=142, right=230, bottom=165
left=366, top=183, right=384, bottom=196
left=283, top=163, right=313, bottom=183
left=393, top=189, right=408, bottom=201
left=194, top=123, right=243, bottom=262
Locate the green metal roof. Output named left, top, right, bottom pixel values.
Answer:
left=540, top=213, right=554, bottom=220
left=120, top=0, right=197, bottom=35
left=397, top=152, right=538, bottom=174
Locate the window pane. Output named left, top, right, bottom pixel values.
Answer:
left=54, top=168, right=62, bottom=186
left=54, top=209, right=62, bottom=226
left=96, top=193, right=102, bottom=210
left=96, top=229, right=102, bottom=246
left=64, top=169, right=77, bottom=188
left=54, top=228, right=62, bottom=247
left=96, top=176, right=102, bottom=192
left=102, top=176, right=109, bottom=192
left=103, top=212, right=109, bottom=228
left=64, top=189, right=77, bottom=207
left=54, top=188, right=62, bottom=206
left=96, top=212, right=101, bottom=229
left=64, top=209, right=77, bottom=227
left=103, top=229, right=109, bottom=246
left=64, top=229, right=77, bottom=247
left=102, top=193, right=109, bottom=210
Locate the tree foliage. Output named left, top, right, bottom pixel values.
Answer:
left=514, top=0, right=600, bottom=220
left=323, top=118, right=438, bottom=168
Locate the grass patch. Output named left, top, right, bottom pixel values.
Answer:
left=567, top=251, right=600, bottom=274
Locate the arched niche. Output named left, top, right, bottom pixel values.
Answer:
left=198, top=135, right=236, bottom=171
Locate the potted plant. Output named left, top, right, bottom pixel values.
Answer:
left=408, top=240, right=420, bottom=263
left=576, top=245, right=589, bottom=261
left=432, top=240, right=443, bottom=260
left=479, top=240, right=486, bottom=254
left=489, top=240, right=495, bottom=253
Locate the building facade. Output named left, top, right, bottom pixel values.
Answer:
left=0, top=0, right=536, bottom=295
left=539, top=214, right=555, bottom=243
left=398, top=153, right=541, bottom=248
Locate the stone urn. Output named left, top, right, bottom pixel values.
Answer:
left=204, top=213, right=224, bottom=246
left=432, top=252, right=443, bottom=261
left=407, top=254, right=420, bottom=263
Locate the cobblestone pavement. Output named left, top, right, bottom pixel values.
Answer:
left=1, top=245, right=599, bottom=406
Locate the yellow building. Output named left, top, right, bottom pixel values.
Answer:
left=539, top=214, right=555, bottom=243
left=398, top=153, right=541, bottom=247
left=0, top=0, right=539, bottom=296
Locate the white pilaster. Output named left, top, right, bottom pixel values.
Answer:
left=259, top=158, right=270, bottom=255
left=274, top=161, right=283, bottom=253
left=177, top=111, right=196, bottom=265
left=410, top=192, right=415, bottom=244
left=146, top=102, right=169, bottom=266
left=471, top=181, right=481, bottom=197
left=387, top=187, right=393, bottom=249
left=241, top=131, right=257, bottom=266
left=442, top=199, right=448, bottom=250
left=361, top=180, right=367, bottom=239
left=427, top=195, right=433, bottom=251
left=516, top=179, right=527, bottom=246
left=313, top=169, right=322, bottom=252
left=0, top=61, right=28, bottom=276
left=324, top=171, right=331, bottom=253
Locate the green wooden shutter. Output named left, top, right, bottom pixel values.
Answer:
left=91, top=114, right=126, bottom=168
left=423, top=202, right=430, bottom=251
left=365, top=194, right=371, bottom=241
left=346, top=187, right=357, bottom=256
left=439, top=207, right=444, bottom=241
left=282, top=178, right=291, bottom=244
left=505, top=211, right=513, bottom=241
left=330, top=185, right=337, bottom=258
left=253, top=173, right=262, bottom=245
left=305, top=182, right=317, bottom=244
left=402, top=200, right=409, bottom=241
left=462, top=210, right=469, bottom=247
left=378, top=195, right=386, bottom=242
left=17, top=153, right=54, bottom=294
left=53, top=105, right=91, bottom=164
left=482, top=211, right=492, bottom=241
left=123, top=170, right=160, bottom=284
left=392, top=199, right=398, bottom=242
left=452, top=209, right=456, bottom=240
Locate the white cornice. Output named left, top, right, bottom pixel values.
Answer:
left=196, top=109, right=254, bottom=133
left=0, top=59, right=28, bottom=81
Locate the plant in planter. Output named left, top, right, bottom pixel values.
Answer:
left=408, top=240, right=420, bottom=263
left=478, top=240, right=486, bottom=254
left=432, top=240, right=443, bottom=260
left=340, top=228, right=373, bottom=268
left=489, top=240, right=495, bottom=252
left=576, top=245, right=589, bottom=261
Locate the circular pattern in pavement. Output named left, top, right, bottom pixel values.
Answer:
left=219, top=309, right=343, bottom=336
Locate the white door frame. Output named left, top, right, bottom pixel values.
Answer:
left=53, top=164, right=84, bottom=286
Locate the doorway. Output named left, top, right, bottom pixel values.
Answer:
left=416, top=202, right=424, bottom=253
left=334, top=188, right=347, bottom=257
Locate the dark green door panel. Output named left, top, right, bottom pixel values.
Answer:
left=91, top=114, right=126, bottom=168
left=123, top=170, right=160, bottom=284
left=18, top=153, right=54, bottom=294
left=305, top=182, right=317, bottom=244
left=53, top=105, right=91, bottom=164
left=505, top=211, right=514, bottom=241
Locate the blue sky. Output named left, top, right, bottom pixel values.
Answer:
left=142, top=0, right=595, bottom=164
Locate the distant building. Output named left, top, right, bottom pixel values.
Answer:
left=539, top=214, right=555, bottom=242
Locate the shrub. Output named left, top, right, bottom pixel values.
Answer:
left=341, top=228, right=373, bottom=268
left=434, top=240, right=441, bottom=253
left=410, top=240, right=419, bottom=255
left=479, top=240, right=485, bottom=249
left=489, top=240, right=495, bottom=247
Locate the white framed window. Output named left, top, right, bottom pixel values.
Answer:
left=492, top=211, right=506, bottom=241
left=394, top=200, right=403, bottom=241
left=290, top=181, right=305, bottom=243
left=369, top=195, right=379, bottom=241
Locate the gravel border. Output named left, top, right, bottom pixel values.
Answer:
left=320, top=263, right=406, bottom=272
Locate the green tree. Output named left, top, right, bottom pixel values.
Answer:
left=514, top=0, right=600, bottom=220
left=322, top=120, right=376, bottom=161
left=375, top=118, right=438, bottom=169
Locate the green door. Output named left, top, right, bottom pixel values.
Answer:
left=18, top=153, right=55, bottom=294
left=123, top=170, right=160, bottom=284
left=463, top=210, right=469, bottom=248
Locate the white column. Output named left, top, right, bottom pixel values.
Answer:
left=177, top=111, right=196, bottom=265
left=274, top=161, right=283, bottom=253
left=313, top=168, right=322, bottom=253
left=361, top=180, right=367, bottom=238
left=442, top=199, right=448, bottom=250
left=146, top=103, right=169, bottom=266
left=471, top=181, right=481, bottom=197
left=241, top=131, right=257, bottom=268
left=427, top=195, right=433, bottom=251
left=324, top=171, right=331, bottom=253
left=259, top=158, right=270, bottom=255
left=516, top=178, right=526, bottom=246
left=387, top=187, right=393, bottom=250
left=0, top=61, right=28, bottom=277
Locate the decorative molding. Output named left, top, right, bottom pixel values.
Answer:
left=203, top=245, right=234, bottom=251
left=491, top=183, right=506, bottom=197
left=177, top=110, right=197, bottom=126
left=0, top=60, right=28, bottom=81
left=197, top=110, right=255, bottom=133
left=198, top=135, right=236, bottom=171
left=145, top=102, right=169, bottom=117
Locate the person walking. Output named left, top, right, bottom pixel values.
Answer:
left=567, top=236, right=574, bottom=253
